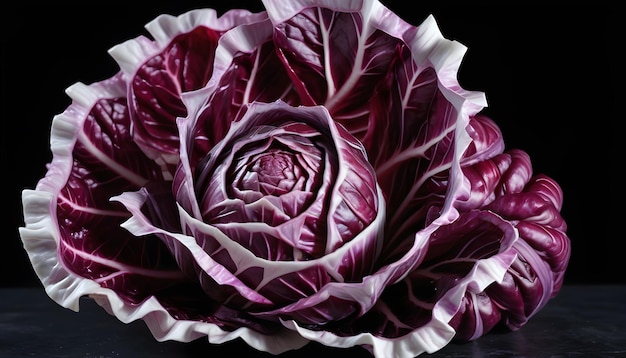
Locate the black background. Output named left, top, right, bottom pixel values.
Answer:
left=1, top=1, right=620, bottom=288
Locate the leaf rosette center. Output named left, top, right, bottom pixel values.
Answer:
left=191, top=102, right=380, bottom=262
left=235, top=146, right=313, bottom=197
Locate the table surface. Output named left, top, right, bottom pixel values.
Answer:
left=1, top=285, right=624, bottom=358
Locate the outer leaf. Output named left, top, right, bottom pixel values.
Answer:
left=283, top=210, right=517, bottom=358
left=56, top=79, right=186, bottom=304
left=109, top=9, right=268, bottom=173
left=20, top=74, right=186, bottom=304
left=183, top=18, right=300, bottom=167
left=267, top=0, right=400, bottom=139
left=450, top=148, right=570, bottom=339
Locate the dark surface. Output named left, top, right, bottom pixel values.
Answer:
left=1, top=285, right=624, bottom=358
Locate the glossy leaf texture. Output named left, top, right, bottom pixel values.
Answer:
left=18, top=1, right=571, bottom=357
